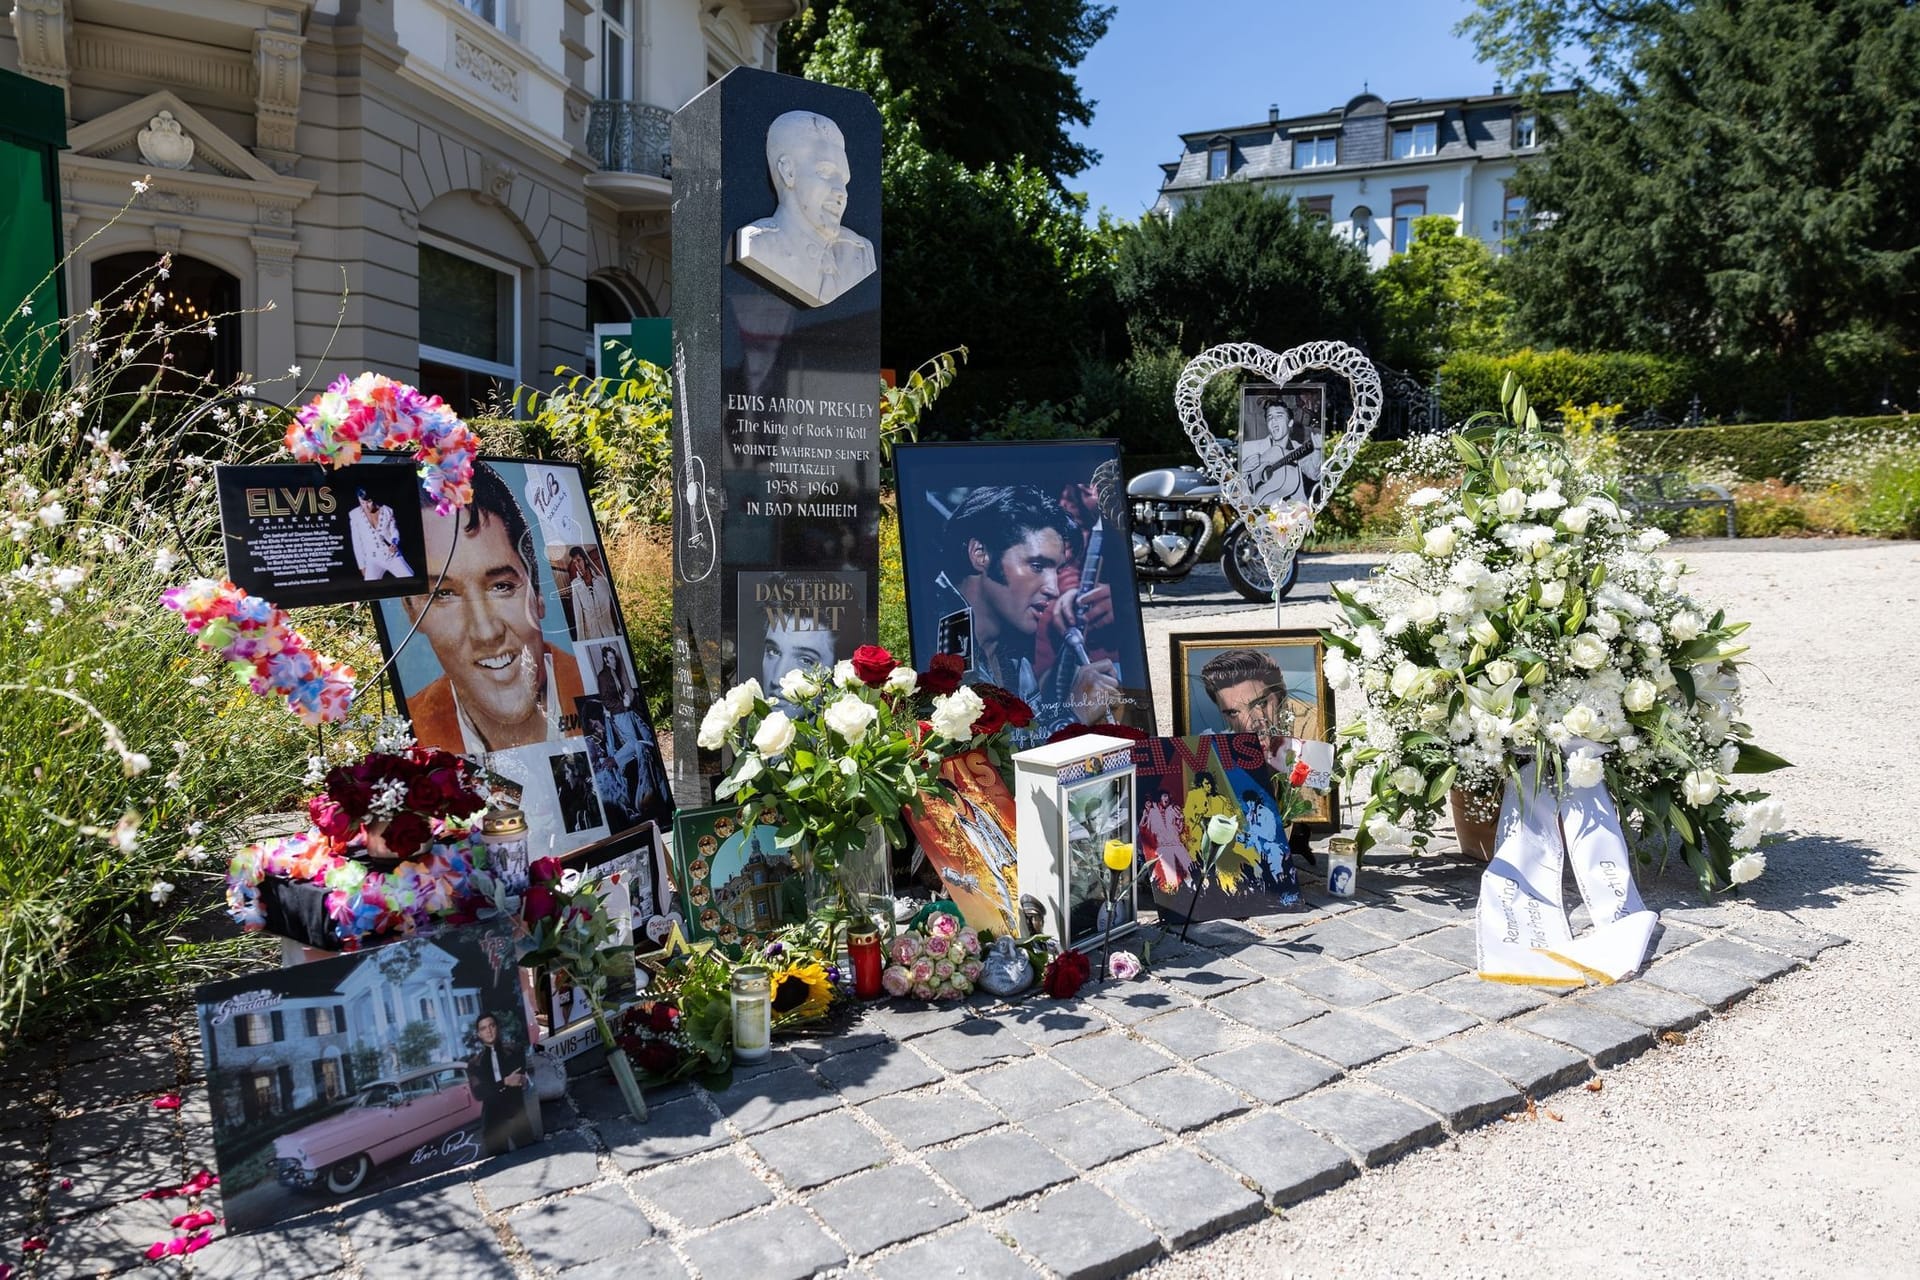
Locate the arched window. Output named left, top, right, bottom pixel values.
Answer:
left=1349, top=205, right=1373, bottom=247
left=89, top=252, right=241, bottom=407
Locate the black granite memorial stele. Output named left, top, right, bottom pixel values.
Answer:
left=670, top=67, right=883, bottom=804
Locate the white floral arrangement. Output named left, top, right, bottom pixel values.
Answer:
left=1324, top=378, right=1788, bottom=889
left=696, top=644, right=1012, bottom=895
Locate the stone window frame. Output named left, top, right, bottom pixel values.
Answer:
left=416, top=231, right=523, bottom=388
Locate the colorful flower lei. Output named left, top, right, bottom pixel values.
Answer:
left=160, top=578, right=354, bottom=725
left=287, top=372, right=478, bottom=514
left=226, top=828, right=488, bottom=950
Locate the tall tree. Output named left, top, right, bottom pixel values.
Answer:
left=1375, top=215, right=1514, bottom=375
left=783, top=0, right=1114, bottom=183
left=1112, top=183, right=1380, bottom=358
left=1466, top=0, right=1920, bottom=375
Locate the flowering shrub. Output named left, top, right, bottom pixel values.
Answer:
left=879, top=910, right=984, bottom=1000
left=1325, top=377, right=1789, bottom=889
left=0, top=225, right=339, bottom=1039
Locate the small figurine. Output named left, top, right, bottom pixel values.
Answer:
left=978, top=935, right=1034, bottom=997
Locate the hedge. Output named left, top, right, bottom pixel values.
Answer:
left=1440, top=349, right=1695, bottom=423
left=1611, top=415, right=1909, bottom=484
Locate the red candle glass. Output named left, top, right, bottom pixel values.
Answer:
left=848, top=928, right=884, bottom=1000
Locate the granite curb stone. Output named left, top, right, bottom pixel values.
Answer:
left=1200, top=1112, right=1357, bottom=1206
left=1367, top=1050, right=1524, bottom=1131
left=1448, top=1027, right=1594, bottom=1096
left=1517, top=1006, right=1656, bottom=1068
left=1285, top=1086, right=1446, bottom=1166
left=868, top=1225, right=1043, bottom=1280
left=1573, top=981, right=1712, bottom=1033
left=1002, top=1182, right=1164, bottom=1280
left=1098, top=1147, right=1265, bottom=1248
left=1641, top=954, right=1759, bottom=1010
left=1685, top=936, right=1804, bottom=983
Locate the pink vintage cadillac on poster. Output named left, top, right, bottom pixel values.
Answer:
left=195, top=922, right=540, bottom=1232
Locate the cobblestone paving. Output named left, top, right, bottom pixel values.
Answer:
left=0, top=853, right=1845, bottom=1279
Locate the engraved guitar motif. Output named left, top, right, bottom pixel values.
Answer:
left=674, top=344, right=717, bottom=583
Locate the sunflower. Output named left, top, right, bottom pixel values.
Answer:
left=769, top=958, right=835, bottom=1026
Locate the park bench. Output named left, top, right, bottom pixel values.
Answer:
left=1622, top=471, right=1737, bottom=537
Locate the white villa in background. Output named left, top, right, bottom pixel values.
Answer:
left=1153, top=89, right=1569, bottom=269
left=2, top=0, right=804, bottom=414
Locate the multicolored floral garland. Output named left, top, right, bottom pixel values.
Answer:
left=160, top=578, right=354, bottom=725
left=287, top=372, right=478, bottom=514
left=226, top=828, right=488, bottom=949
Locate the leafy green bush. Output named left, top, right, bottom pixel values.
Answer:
left=503, top=354, right=675, bottom=533
left=1440, top=349, right=1695, bottom=423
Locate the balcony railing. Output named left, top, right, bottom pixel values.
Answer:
left=586, top=100, right=673, bottom=178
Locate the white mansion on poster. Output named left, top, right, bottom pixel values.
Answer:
left=197, top=941, right=482, bottom=1128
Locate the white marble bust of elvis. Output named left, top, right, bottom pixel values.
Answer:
left=735, top=110, right=876, bottom=308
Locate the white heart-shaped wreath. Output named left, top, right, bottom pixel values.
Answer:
left=1175, top=340, right=1383, bottom=590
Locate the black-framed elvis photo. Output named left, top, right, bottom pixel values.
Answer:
left=215, top=461, right=430, bottom=607
left=1238, top=382, right=1327, bottom=512
left=894, top=440, right=1155, bottom=750
left=1168, top=628, right=1339, bottom=828
left=371, top=458, right=672, bottom=863
left=194, top=922, right=537, bottom=1232
left=672, top=802, right=804, bottom=956
left=535, top=822, right=675, bottom=1043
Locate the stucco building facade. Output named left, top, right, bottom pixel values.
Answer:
left=1154, top=89, right=1565, bottom=269
left=2, top=0, right=800, bottom=412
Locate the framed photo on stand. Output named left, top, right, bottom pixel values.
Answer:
left=1168, top=628, right=1339, bottom=828
left=671, top=802, right=803, bottom=956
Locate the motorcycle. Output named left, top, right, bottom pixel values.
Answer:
left=1127, top=453, right=1300, bottom=603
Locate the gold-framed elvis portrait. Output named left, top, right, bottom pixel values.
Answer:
left=1168, top=628, right=1339, bottom=828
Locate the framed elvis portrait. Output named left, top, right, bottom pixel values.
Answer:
left=893, top=439, right=1157, bottom=749
left=1168, top=628, right=1339, bottom=828
left=370, top=457, right=673, bottom=865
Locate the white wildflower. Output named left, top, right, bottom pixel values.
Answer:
left=149, top=879, right=175, bottom=905
left=1407, top=487, right=1446, bottom=507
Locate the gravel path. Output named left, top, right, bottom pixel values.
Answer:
left=1139, top=539, right=1920, bottom=1279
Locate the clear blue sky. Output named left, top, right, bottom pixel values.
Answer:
left=1067, top=0, right=1499, bottom=221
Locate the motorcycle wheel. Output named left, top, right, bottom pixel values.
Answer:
left=1220, top=526, right=1301, bottom=603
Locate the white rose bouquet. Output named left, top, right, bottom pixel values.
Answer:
left=698, top=644, right=1017, bottom=932
left=1325, top=377, right=1788, bottom=890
